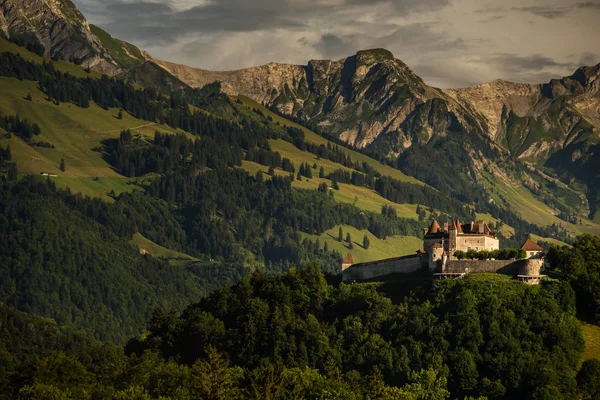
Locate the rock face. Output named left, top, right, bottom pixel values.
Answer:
left=156, top=51, right=600, bottom=218
left=156, top=51, right=600, bottom=162
left=0, top=0, right=147, bottom=76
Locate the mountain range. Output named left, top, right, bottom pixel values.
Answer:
left=1, top=0, right=599, bottom=224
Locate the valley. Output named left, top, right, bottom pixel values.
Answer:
left=1, top=0, right=600, bottom=398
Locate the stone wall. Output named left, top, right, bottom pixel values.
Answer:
left=444, top=259, right=525, bottom=275
left=444, top=259, right=545, bottom=276
left=342, top=255, right=424, bottom=282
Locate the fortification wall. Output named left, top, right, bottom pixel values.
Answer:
left=342, top=255, right=424, bottom=282
left=445, top=259, right=543, bottom=276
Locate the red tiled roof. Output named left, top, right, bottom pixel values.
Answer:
left=431, top=242, right=443, bottom=248
left=343, top=252, right=355, bottom=264
left=521, top=239, right=543, bottom=251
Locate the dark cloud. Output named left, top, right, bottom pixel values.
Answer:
left=75, top=0, right=450, bottom=45
left=512, top=1, right=600, bottom=19
left=311, top=34, right=358, bottom=59
left=72, top=0, right=600, bottom=87
left=511, top=6, right=568, bottom=19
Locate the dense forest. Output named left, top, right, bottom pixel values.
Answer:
left=1, top=264, right=596, bottom=399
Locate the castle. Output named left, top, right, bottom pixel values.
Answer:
left=341, top=218, right=546, bottom=284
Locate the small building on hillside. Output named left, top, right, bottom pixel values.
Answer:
left=521, top=239, right=544, bottom=259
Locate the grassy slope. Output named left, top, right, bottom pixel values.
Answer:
left=0, top=76, right=180, bottom=200
left=234, top=95, right=423, bottom=185
left=483, top=172, right=600, bottom=236
left=475, top=212, right=515, bottom=237
left=529, top=234, right=570, bottom=248
left=299, top=224, right=423, bottom=264
left=0, top=38, right=102, bottom=79
left=580, top=322, right=600, bottom=363
left=90, top=25, right=144, bottom=69
left=130, top=233, right=197, bottom=264
left=242, top=160, right=420, bottom=219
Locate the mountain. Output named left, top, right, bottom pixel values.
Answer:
left=0, top=0, right=151, bottom=75
left=156, top=52, right=600, bottom=221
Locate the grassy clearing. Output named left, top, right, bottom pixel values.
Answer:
left=529, top=234, right=570, bottom=248
left=130, top=233, right=197, bottom=264
left=580, top=321, right=600, bottom=362
left=241, top=161, right=420, bottom=219
left=0, top=38, right=102, bottom=79
left=234, top=95, right=423, bottom=185
left=299, top=224, right=422, bottom=263
left=0, top=76, right=181, bottom=199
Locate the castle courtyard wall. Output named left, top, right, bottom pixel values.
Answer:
left=444, top=259, right=543, bottom=276
left=342, top=255, right=424, bottom=282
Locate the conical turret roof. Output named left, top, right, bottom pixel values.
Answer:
left=428, top=219, right=441, bottom=233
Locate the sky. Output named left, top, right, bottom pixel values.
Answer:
left=73, top=0, right=600, bottom=88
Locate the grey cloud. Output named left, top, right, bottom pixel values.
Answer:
left=512, top=1, right=600, bottom=19
left=311, top=34, right=358, bottom=59
left=76, top=0, right=450, bottom=44
left=512, top=6, right=568, bottom=19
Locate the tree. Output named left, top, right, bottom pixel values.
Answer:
left=363, top=235, right=370, bottom=250
left=268, top=166, right=275, bottom=176
left=7, top=163, right=17, bottom=181
left=118, top=109, right=124, bottom=120
left=346, top=233, right=352, bottom=246
left=26, top=92, right=32, bottom=101
left=332, top=179, right=339, bottom=190
left=60, top=159, right=65, bottom=172
left=338, top=227, right=343, bottom=242
left=577, top=359, right=600, bottom=399
left=6, top=145, right=11, bottom=161
left=319, top=167, right=324, bottom=178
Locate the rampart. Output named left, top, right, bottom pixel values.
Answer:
left=342, top=254, right=424, bottom=282
left=444, top=259, right=544, bottom=276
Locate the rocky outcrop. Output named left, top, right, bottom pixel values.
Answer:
left=0, top=0, right=147, bottom=76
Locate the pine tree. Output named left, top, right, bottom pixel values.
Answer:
left=60, top=158, right=65, bottom=172
left=268, top=166, right=275, bottom=176
left=6, top=145, right=11, bottom=161
left=363, top=234, right=370, bottom=250
left=347, top=233, right=354, bottom=249
left=324, top=241, right=329, bottom=253
left=305, top=163, right=312, bottom=178
left=26, top=92, right=32, bottom=101
left=338, top=227, right=343, bottom=242
left=117, top=109, right=123, bottom=120
left=7, top=163, right=17, bottom=181
left=319, top=167, right=325, bottom=178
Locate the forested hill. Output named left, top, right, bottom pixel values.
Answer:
left=3, top=263, right=600, bottom=399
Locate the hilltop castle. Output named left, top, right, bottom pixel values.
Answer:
left=341, top=218, right=545, bottom=284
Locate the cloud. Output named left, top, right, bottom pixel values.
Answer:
left=72, top=0, right=600, bottom=88
left=512, top=1, right=600, bottom=19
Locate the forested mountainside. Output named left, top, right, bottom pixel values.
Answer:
left=1, top=1, right=600, bottom=398
left=158, top=51, right=600, bottom=222
left=1, top=28, right=599, bottom=341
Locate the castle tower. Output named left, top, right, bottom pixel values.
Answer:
left=429, top=243, right=444, bottom=272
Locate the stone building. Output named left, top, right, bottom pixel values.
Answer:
left=520, top=239, right=544, bottom=259
left=340, top=218, right=546, bottom=284
left=424, top=218, right=499, bottom=259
